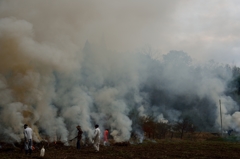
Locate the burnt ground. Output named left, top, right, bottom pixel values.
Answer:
left=1, top=139, right=240, bottom=159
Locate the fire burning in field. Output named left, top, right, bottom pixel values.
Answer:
left=1, top=0, right=240, bottom=145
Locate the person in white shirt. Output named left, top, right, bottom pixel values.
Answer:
left=93, top=124, right=101, bottom=152
left=23, top=124, right=33, bottom=155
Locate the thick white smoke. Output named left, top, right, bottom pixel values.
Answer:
left=0, top=0, right=240, bottom=143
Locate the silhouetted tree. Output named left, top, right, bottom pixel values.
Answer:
left=155, top=122, right=171, bottom=139
left=173, top=117, right=195, bottom=139
left=141, top=116, right=156, bottom=138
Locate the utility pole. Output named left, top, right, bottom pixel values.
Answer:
left=219, top=99, right=223, bottom=137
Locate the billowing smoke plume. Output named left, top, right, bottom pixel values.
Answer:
left=0, top=0, right=240, bottom=143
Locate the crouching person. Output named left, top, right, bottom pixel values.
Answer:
left=23, top=124, right=33, bottom=155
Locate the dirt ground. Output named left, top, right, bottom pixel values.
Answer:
left=1, top=138, right=240, bottom=159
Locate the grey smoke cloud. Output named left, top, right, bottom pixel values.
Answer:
left=0, top=0, right=240, bottom=142
left=1, top=0, right=240, bottom=64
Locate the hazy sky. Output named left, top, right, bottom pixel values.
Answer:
left=97, top=0, right=240, bottom=66
left=1, top=0, right=239, bottom=66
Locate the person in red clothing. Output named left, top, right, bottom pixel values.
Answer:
left=103, top=129, right=109, bottom=146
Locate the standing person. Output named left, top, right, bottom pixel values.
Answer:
left=93, top=124, right=101, bottom=152
left=103, top=129, right=109, bottom=146
left=70, top=125, right=83, bottom=149
left=23, top=124, right=33, bottom=155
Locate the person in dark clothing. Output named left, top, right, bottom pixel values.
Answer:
left=228, top=129, right=233, bottom=136
left=70, top=125, right=83, bottom=149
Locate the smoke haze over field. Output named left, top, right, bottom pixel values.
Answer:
left=0, top=0, right=240, bottom=142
